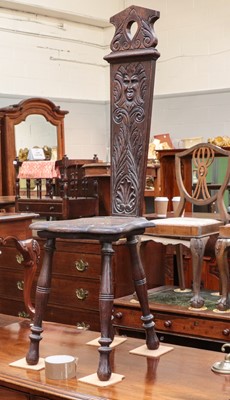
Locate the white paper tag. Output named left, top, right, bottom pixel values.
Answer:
left=28, top=148, right=45, bottom=160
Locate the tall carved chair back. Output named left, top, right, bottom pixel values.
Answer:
left=107, top=48, right=156, bottom=217
left=25, top=5, right=160, bottom=382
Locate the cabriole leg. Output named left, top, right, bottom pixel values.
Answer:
left=215, top=238, right=230, bottom=311
left=190, top=237, right=208, bottom=308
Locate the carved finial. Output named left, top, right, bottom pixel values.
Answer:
left=106, top=5, right=160, bottom=61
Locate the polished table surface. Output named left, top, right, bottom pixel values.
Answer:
left=0, top=315, right=229, bottom=400
left=0, top=212, right=37, bottom=238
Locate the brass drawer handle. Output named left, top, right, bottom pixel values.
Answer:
left=115, top=312, right=123, bottom=320
left=49, top=206, right=55, bottom=211
left=26, top=206, right=30, bottom=211
left=76, top=322, right=90, bottom=330
left=76, top=288, right=89, bottom=300
left=16, top=254, right=24, bottom=264
left=17, top=280, right=24, bottom=291
left=223, top=329, right=230, bottom=336
left=18, top=311, right=30, bottom=318
left=75, top=259, right=89, bottom=272
left=164, top=320, right=172, bottom=328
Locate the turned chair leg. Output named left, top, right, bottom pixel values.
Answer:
left=215, top=238, right=230, bottom=311
left=127, top=235, right=159, bottom=350
left=190, top=237, right=209, bottom=308
left=26, top=238, right=56, bottom=365
left=97, top=242, right=114, bottom=381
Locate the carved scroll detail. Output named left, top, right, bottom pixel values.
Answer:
left=0, top=236, right=40, bottom=318
left=110, top=7, right=159, bottom=52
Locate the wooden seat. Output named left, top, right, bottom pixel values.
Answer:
left=146, top=143, right=230, bottom=309
left=14, top=155, right=99, bottom=219
left=215, top=224, right=230, bottom=311
left=25, top=5, right=161, bottom=381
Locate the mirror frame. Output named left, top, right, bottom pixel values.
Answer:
left=0, top=97, right=68, bottom=195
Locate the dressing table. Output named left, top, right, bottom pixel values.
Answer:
left=14, top=156, right=99, bottom=220
left=0, top=97, right=67, bottom=196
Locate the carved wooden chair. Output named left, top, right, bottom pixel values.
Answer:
left=146, top=143, right=230, bottom=309
left=215, top=224, right=230, bottom=311
left=25, top=5, right=160, bottom=381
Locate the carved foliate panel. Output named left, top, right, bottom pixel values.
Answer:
left=105, top=6, right=160, bottom=216
left=111, top=62, right=148, bottom=215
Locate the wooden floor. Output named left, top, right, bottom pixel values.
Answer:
left=0, top=314, right=229, bottom=399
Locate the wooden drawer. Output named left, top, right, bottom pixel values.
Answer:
left=0, top=269, right=29, bottom=301
left=154, top=312, right=230, bottom=341
left=113, top=305, right=230, bottom=341
left=51, top=250, right=101, bottom=279
left=0, top=245, right=25, bottom=269
left=17, top=199, right=63, bottom=216
left=53, top=239, right=101, bottom=254
left=0, top=269, right=100, bottom=313
left=0, top=298, right=29, bottom=318
left=48, top=277, right=100, bottom=310
left=45, top=304, right=100, bottom=331
left=0, top=298, right=100, bottom=331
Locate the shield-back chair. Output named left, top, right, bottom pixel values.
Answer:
left=25, top=5, right=161, bottom=381
left=146, top=143, right=230, bottom=309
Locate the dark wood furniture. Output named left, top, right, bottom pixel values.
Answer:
left=0, top=213, right=40, bottom=318
left=113, top=287, right=230, bottom=343
left=82, top=162, right=160, bottom=215
left=14, top=156, right=99, bottom=219
left=215, top=224, right=230, bottom=310
left=0, top=97, right=67, bottom=196
left=146, top=143, right=230, bottom=309
left=156, top=149, right=188, bottom=211
left=0, top=315, right=228, bottom=400
left=0, top=196, right=16, bottom=209
left=0, top=237, right=165, bottom=330
left=25, top=5, right=161, bottom=381
left=157, top=147, right=230, bottom=211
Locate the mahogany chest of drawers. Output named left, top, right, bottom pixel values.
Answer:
left=0, top=237, right=165, bottom=331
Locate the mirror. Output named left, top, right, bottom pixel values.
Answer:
left=0, top=97, right=68, bottom=195
left=15, top=114, right=57, bottom=161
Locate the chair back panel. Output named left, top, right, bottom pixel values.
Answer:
left=104, top=6, right=160, bottom=217
left=175, top=143, right=230, bottom=222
